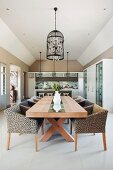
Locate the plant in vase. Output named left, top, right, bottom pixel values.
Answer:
left=52, top=83, right=61, bottom=112
left=53, top=83, right=61, bottom=92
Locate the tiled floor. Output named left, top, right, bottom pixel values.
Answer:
left=0, top=110, right=113, bottom=170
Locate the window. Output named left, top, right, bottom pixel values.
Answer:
left=1, top=63, right=6, bottom=95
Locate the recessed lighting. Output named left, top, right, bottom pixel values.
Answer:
left=104, top=8, right=107, bottom=11
left=23, top=33, right=26, bottom=36
left=6, top=8, right=10, bottom=11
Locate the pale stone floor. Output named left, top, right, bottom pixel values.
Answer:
left=0, top=110, right=113, bottom=170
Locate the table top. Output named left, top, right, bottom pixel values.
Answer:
left=26, top=96, right=87, bottom=118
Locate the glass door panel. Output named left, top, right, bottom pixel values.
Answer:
left=83, top=70, right=87, bottom=99
left=96, top=62, right=103, bottom=106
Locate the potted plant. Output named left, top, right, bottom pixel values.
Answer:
left=53, top=83, right=61, bottom=92
left=52, top=83, right=61, bottom=112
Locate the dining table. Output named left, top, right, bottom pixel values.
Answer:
left=26, top=96, right=87, bottom=142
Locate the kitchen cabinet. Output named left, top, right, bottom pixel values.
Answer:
left=28, top=72, right=83, bottom=98
left=87, top=64, right=96, bottom=103
left=28, top=73, right=35, bottom=98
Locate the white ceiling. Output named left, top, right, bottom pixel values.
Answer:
left=0, top=0, right=113, bottom=65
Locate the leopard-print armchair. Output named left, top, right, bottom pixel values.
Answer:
left=4, top=104, right=43, bottom=151
left=73, top=104, right=108, bottom=151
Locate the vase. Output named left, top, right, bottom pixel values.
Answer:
left=53, top=91, right=61, bottom=112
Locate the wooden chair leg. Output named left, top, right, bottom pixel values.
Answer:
left=35, top=134, right=38, bottom=152
left=75, top=133, right=78, bottom=151
left=69, top=120, right=72, bottom=134
left=41, top=122, right=44, bottom=135
left=102, top=133, right=107, bottom=151
left=6, top=130, right=11, bottom=150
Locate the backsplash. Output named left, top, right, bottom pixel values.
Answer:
left=35, top=81, right=78, bottom=89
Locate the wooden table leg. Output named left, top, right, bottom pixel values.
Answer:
left=40, top=118, right=74, bottom=142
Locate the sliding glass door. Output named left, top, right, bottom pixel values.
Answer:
left=96, top=62, right=103, bottom=106
left=0, top=63, right=6, bottom=110
left=83, top=70, right=87, bottom=99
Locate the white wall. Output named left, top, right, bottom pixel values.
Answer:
left=0, top=47, right=29, bottom=109
left=103, top=59, right=113, bottom=112
left=85, top=59, right=113, bottom=113
left=87, top=65, right=96, bottom=103
left=0, top=18, right=35, bottom=66
left=78, top=17, right=113, bottom=66
left=78, top=73, right=84, bottom=97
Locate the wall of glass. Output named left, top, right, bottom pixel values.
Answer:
left=83, top=70, right=87, bottom=99
left=96, top=62, right=103, bottom=106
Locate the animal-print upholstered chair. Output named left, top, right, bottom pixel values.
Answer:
left=5, top=104, right=44, bottom=151
left=72, top=104, right=108, bottom=151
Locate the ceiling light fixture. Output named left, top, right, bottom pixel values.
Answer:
left=39, top=52, right=42, bottom=77
left=52, top=60, right=56, bottom=77
left=66, top=52, right=70, bottom=77
left=46, top=7, right=64, bottom=61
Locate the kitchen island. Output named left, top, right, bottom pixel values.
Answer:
left=35, top=89, right=73, bottom=97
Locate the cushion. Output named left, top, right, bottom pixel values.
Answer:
left=33, top=98, right=40, bottom=102
left=78, top=100, right=86, bottom=107
left=28, top=100, right=36, bottom=107
left=84, top=100, right=93, bottom=106
left=93, top=103, right=105, bottom=113
left=20, top=105, right=30, bottom=115
left=20, top=100, right=29, bottom=107
left=19, top=105, right=44, bottom=124
left=78, top=100, right=93, bottom=107
left=84, top=105, right=93, bottom=115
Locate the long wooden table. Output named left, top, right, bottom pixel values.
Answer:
left=26, top=96, right=87, bottom=142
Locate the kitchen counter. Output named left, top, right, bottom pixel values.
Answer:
left=35, top=88, right=73, bottom=91
left=35, top=89, right=73, bottom=97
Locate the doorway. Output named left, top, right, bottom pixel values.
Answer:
left=23, top=72, right=27, bottom=99
left=10, top=65, right=21, bottom=104
left=0, top=63, right=6, bottom=110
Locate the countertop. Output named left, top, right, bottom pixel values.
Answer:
left=35, top=89, right=73, bottom=91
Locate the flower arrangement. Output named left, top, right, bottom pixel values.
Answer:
left=53, top=83, right=61, bottom=92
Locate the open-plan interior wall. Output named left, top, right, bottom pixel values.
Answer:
left=0, top=47, right=29, bottom=109
left=30, top=60, right=83, bottom=72
left=0, top=63, right=6, bottom=110
left=10, top=64, right=21, bottom=103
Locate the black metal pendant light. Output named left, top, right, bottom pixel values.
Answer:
left=39, top=52, right=42, bottom=77
left=66, top=52, right=70, bottom=77
left=52, top=60, right=56, bottom=77
left=46, top=7, right=64, bottom=61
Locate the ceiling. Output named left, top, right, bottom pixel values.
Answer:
left=0, top=0, right=113, bottom=64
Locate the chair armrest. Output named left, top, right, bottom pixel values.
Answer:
left=74, top=110, right=108, bottom=133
